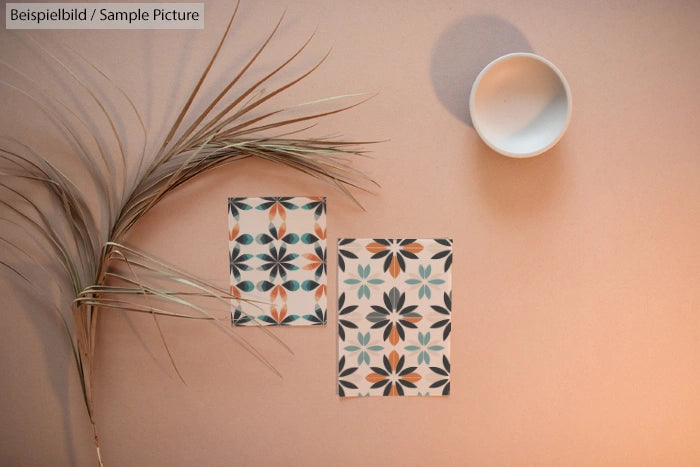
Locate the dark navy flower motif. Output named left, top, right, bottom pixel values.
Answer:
left=366, top=238, right=423, bottom=278
left=228, top=212, right=254, bottom=248
left=256, top=279, right=299, bottom=293
left=302, top=244, right=326, bottom=279
left=230, top=280, right=254, bottom=296
left=301, top=197, right=326, bottom=220
left=231, top=306, right=253, bottom=325
left=301, top=279, right=327, bottom=302
left=301, top=222, right=326, bottom=244
left=365, top=350, right=421, bottom=396
left=229, top=222, right=254, bottom=245
left=338, top=355, right=359, bottom=397
left=258, top=304, right=299, bottom=325
left=429, top=354, right=451, bottom=395
left=337, top=292, right=359, bottom=341
left=228, top=198, right=252, bottom=220
left=366, top=286, right=421, bottom=345
left=430, top=291, right=452, bottom=340
left=431, top=238, right=453, bottom=272
left=256, top=197, right=298, bottom=220
left=256, top=222, right=299, bottom=245
left=257, top=245, right=298, bottom=280
left=256, top=279, right=300, bottom=302
left=337, top=238, right=358, bottom=272
left=229, top=245, right=252, bottom=281
left=303, top=304, right=327, bottom=325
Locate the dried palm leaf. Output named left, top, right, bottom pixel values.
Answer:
left=0, top=4, right=375, bottom=465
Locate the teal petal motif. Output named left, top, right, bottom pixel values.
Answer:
left=358, top=284, right=370, bottom=299
left=237, top=234, right=254, bottom=245
left=407, top=265, right=445, bottom=300
left=281, top=233, right=300, bottom=244
left=418, top=332, right=429, bottom=346
left=359, top=351, right=370, bottom=365
left=418, top=285, right=427, bottom=299
left=358, top=332, right=369, bottom=346
left=302, top=280, right=320, bottom=291
left=419, top=351, right=430, bottom=365
left=301, top=232, right=319, bottom=244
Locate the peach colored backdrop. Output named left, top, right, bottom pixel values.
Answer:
left=1, top=1, right=699, bottom=465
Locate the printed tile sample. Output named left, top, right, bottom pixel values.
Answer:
left=337, top=238, right=452, bottom=397
left=228, top=197, right=327, bottom=326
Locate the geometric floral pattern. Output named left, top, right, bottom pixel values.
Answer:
left=337, top=238, right=452, bottom=396
left=228, top=197, right=327, bottom=326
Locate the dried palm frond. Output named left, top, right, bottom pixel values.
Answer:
left=0, top=4, right=374, bottom=465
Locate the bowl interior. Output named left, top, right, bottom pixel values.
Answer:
left=470, top=54, right=570, bottom=157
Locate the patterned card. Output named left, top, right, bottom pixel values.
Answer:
left=337, top=238, right=452, bottom=397
left=228, top=197, right=327, bottom=326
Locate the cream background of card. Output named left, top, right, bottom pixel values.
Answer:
left=0, top=1, right=699, bottom=465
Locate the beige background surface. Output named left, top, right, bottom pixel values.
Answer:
left=1, top=1, right=699, bottom=465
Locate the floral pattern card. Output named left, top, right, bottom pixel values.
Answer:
left=337, top=238, right=452, bottom=397
left=228, top=197, right=327, bottom=326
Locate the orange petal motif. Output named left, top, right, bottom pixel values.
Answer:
left=228, top=224, right=240, bottom=242
left=302, top=253, right=321, bottom=270
left=315, top=284, right=327, bottom=301
left=366, top=372, right=386, bottom=384
left=388, top=350, right=400, bottom=371
left=388, top=384, right=399, bottom=396
left=389, top=255, right=401, bottom=278
left=401, top=372, right=421, bottom=384
left=229, top=285, right=241, bottom=299
left=270, top=285, right=287, bottom=302
left=388, top=326, right=400, bottom=346
left=402, top=242, right=424, bottom=254
left=366, top=242, right=387, bottom=254
left=271, top=304, right=287, bottom=323
left=314, top=223, right=327, bottom=240
left=278, top=222, right=286, bottom=240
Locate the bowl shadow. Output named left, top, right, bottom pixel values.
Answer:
left=430, top=15, right=533, bottom=127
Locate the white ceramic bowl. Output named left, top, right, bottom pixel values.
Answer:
left=469, top=53, right=572, bottom=158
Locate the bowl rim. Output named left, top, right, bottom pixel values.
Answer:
left=469, top=52, right=572, bottom=158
